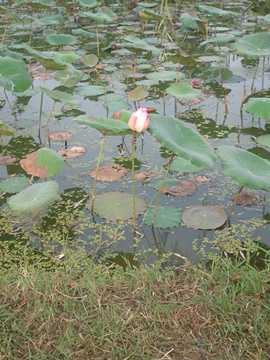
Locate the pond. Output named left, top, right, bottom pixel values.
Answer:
left=1, top=0, right=270, bottom=267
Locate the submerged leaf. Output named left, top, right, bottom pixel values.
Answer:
left=93, top=192, right=146, bottom=221
left=7, top=181, right=60, bottom=215
left=0, top=176, right=29, bottom=193
left=89, top=164, right=127, bottom=182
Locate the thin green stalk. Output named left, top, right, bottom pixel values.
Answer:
left=38, top=91, right=44, bottom=144
left=131, top=132, right=137, bottom=231
left=91, top=135, right=105, bottom=212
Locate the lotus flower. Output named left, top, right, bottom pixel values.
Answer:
left=191, top=78, right=202, bottom=89
left=128, top=107, right=150, bottom=133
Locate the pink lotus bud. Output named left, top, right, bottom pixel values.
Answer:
left=128, top=107, right=150, bottom=133
left=191, top=78, right=202, bottom=89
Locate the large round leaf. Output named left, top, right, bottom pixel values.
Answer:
left=143, top=206, right=181, bottom=229
left=7, top=181, right=60, bottom=215
left=183, top=205, right=227, bottom=230
left=150, top=115, right=216, bottom=168
left=0, top=56, right=32, bottom=92
left=166, top=82, right=202, bottom=101
left=234, top=32, right=270, bottom=57
left=244, top=98, right=270, bottom=120
left=93, top=192, right=146, bottom=221
left=76, top=115, right=131, bottom=136
left=217, top=145, right=270, bottom=191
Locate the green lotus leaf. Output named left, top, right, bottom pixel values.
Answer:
left=36, top=148, right=65, bottom=177
left=150, top=115, right=216, bottom=168
left=7, top=181, right=60, bottom=215
left=77, top=85, right=107, bottom=97
left=93, top=192, right=146, bottom=221
left=256, top=134, right=270, bottom=148
left=170, top=156, right=206, bottom=173
left=183, top=205, right=227, bottom=230
left=76, top=115, right=131, bottom=136
left=143, top=206, right=181, bottom=229
left=217, top=145, right=270, bottom=191
left=0, top=176, right=29, bottom=193
left=244, top=97, right=270, bottom=120
left=166, top=82, right=202, bottom=101
left=198, top=4, right=237, bottom=17
left=0, top=56, right=32, bottom=92
left=46, top=33, right=77, bottom=46
left=234, top=32, right=270, bottom=58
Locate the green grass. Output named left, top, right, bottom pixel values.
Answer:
left=1, top=248, right=270, bottom=360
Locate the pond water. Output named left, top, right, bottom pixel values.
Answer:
left=1, top=0, right=270, bottom=266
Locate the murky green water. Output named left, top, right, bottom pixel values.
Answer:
left=1, top=0, right=270, bottom=265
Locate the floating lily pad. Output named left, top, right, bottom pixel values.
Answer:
left=146, top=70, right=179, bottom=84
left=58, top=146, right=86, bottom=159
left=7, top=181, right=60, bottom=215
left=20, top=148, right=65, bottom=178
left=198, top=4, right=237, bottom=17
left=77, top=85, right=107, bottom=97
left=93, top=192, right=146, bottom=221
left=160, top=180, right=197, bottom=197
left=46, top=33, right=76, bottom=46
left=166, top=82, right=202, bottom=101
left=143, top=206, right=181, bottom=229
left=0, top=176, right=29, bottom=193
left=82, top=54, right=99, bottom=67
left=245, top=98, right=270, bottom=120
left=183, top=205, right=227, bottom=230
left=217, top=145, right=270, bottom=191
left=89, top=164, right=127, bottom=182
left=234, top=32, right=270, bottom=58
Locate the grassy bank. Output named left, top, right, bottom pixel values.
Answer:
left=1, top=246, right=270, bottom=360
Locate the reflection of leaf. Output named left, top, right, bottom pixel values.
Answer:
left=217, top=145, right=270, bottom=191
left=150, top=115, right=216, bottom=168
left=144, top=206, right=181, bottom=229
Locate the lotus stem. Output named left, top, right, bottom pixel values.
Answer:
left=38, top=91, right=44, bottom=144
left=91, top=135, right=105, bottom=213
left=131, top=131, right=137, bottom=231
